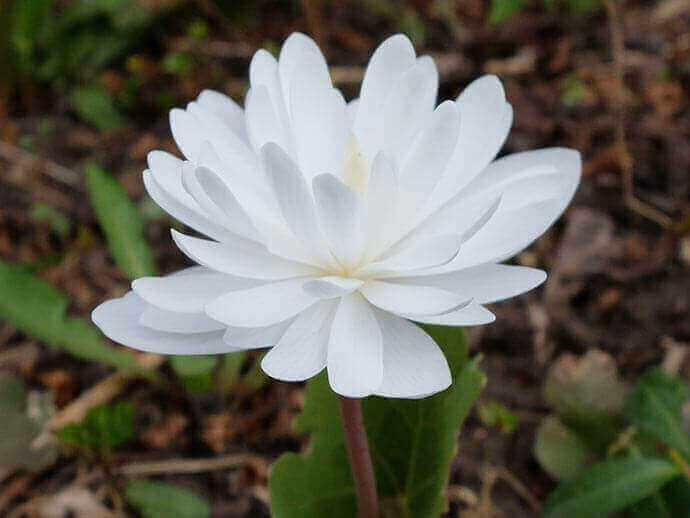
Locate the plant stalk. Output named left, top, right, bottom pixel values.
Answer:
left=338, top=396, right=380, bottom=518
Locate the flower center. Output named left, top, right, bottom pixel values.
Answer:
left=340, top=133, right=368, bottom=194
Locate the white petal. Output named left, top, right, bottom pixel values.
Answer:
left=197, top=89, right=248, bottom=142
left=359, top=280, right=470, bottom=317
left=245, top=85, right=287, bottom=152
left=428, top=75, right=512, bottom=212
left=193, top=165, right=261, bottom=241
left=205, top=278, right=317, bottom=327
left=170, top=108, right=204, bottom=161
left=373, top=310, right=451, bottom=398
left=249, top=49, right=292, bottom=152
left=291, top=79, right=347, bottom=179
left=364, top=152, right=398, bottom=259
left=327, top=293, right=383, bottom=398
left=222, top=319, right=294, bottom=349
left=398, top=100, right=460, bottom=209
left=132, top=269, right=258, bottom=313
left=261, top=301, right=336, bottom=381
left=458, top=148, right=581, bottom=210
left=172, top=230, right=321, bottom=280
left=405, top=301, right=496, bottom=326
left=261, top=143, right=331, bottom=264
left=139, top=305, right=225, bottom=333
left=312, top=174, right=364, bottom=266
left=354, top=34, right=416, bottom=163
left=361, top=234, right=461, bottom=276
left=302, top=276, right=364, bottom=299
left=92, top=292, right=235, bottom=355
left=383, top=55, right=438, bottom=163
left=392, top=264, right=546, bottom=303
left=278, top=33, right=330, bottom=115
left=143, top=168, right=233, bottom=242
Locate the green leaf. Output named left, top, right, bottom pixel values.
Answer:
left=125, top=480, right=211, bottom=518
left=0, top=259, right=136, bottom=370
left=543, top=456, right=680, bottom=518
left=57, top=402, right=134, bottom=451
left=534, top=416, right=590, bottom=481
left=544, top=350, right=626, bottom=452
left=8, top=0, right=53, bottom=73
left=623, top=368, right=690, bottom=459
left=30, top=203, right=72, bottom=236
left=86, top=163, right=155, bottom=279
left=71, top=85, right=126, bottom=130
left=477, top=400, right=519, bottom=434
left=269, top=325, right=485, bottom=518
left=0, top=373, right=58, bottom=471
left=170, top=356, right=218, bottom=394
left=488, top=0, right=526, bottom=24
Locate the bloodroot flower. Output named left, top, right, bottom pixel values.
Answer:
left=92, top=33, right=580, bottom=398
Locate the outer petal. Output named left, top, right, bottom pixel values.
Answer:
left=424, top=148, right=581, bottom=273
left=383, top=55, right=438, bottom=163
left=391, top=264, right=547, bottom=303
left=197, top=89, right=248, bottom=142
left=427, top=75, right=513, bottom=212
left=327, top=293, right=383, bottom=398
left=398, top=100, right=460, bottom=211
left=205, top=278, right=317, bottom=328
left=364, top=152, right=398, bottom=260
left=373, top=310, right=451, bottom=398
left=92, top=292, right=234, bottom=355
left=353, top=34, right=416, bottom=163
left=222, top=319, right=295, bottom=349
left=261, top=301, right=336, bottom=381
left=291, top=78, right=347, bottom=179
left=302, top=276, right=364, bottom=299
left=261, top=143, right=332, bottom=265
left=278, top=32, right=330, bottom=116
left=139, top=305, right=225, bottom=333
left=245, top=85, right=288, bottom=152
left=312, top=174, right=364, bottom=267
left=132, top=268, right=258, bottom=313
left=359, top=280, right=470, bottom=317
left=144, top=152, right=233, bottom=242
left=171, top=230, right=321, bottom=280
left=405, top=301, right=496, bottom=326
left=360, top=234, right=461, bottom=276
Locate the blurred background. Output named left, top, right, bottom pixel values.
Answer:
left=0, top=0, right=689, bottom=516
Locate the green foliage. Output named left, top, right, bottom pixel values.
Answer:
left=162, top=51, right=192, bottom=76
left=125, top=480, right=211, bottom=518
left=57, top=402, right=134, bottom=451
left=534, top=416, right=590, bottom=481
left=542, top=456, right=679, bottom=518
left=269, top=326, right=485, bottom=518
left=170, top=355, right=219, bottom=394
left=0, top=259, right=137, bottom=370
left=623, top=368, right=690, bottom=459
left=0, top=373, right=58, bottom=471
left=489, top=0, right=526, bottom=25
left=561, top=74, right=589, bottom=107
left=71, top=86, right=126, bottom=130
left=477, top=400, right=519, bottom=434
left=489, top=0, right=601, bottom=24
left=86, top=163, right=155, bottom=279
left=30, top=203, right=72, bottom=236
left=7, top=0, right=177, bottom=84
left=537, top=353, right=690, bottom=517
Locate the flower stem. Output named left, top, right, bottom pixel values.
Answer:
left=338, top=396, right=380, bottom=518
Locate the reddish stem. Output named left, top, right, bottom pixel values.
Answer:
left=338, top=396, right=380, bottom=518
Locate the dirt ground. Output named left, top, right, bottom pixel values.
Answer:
left=1, top=0, right=689, bottom=516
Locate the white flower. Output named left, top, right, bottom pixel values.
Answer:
left=92, top=33, right=580, bottom=398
